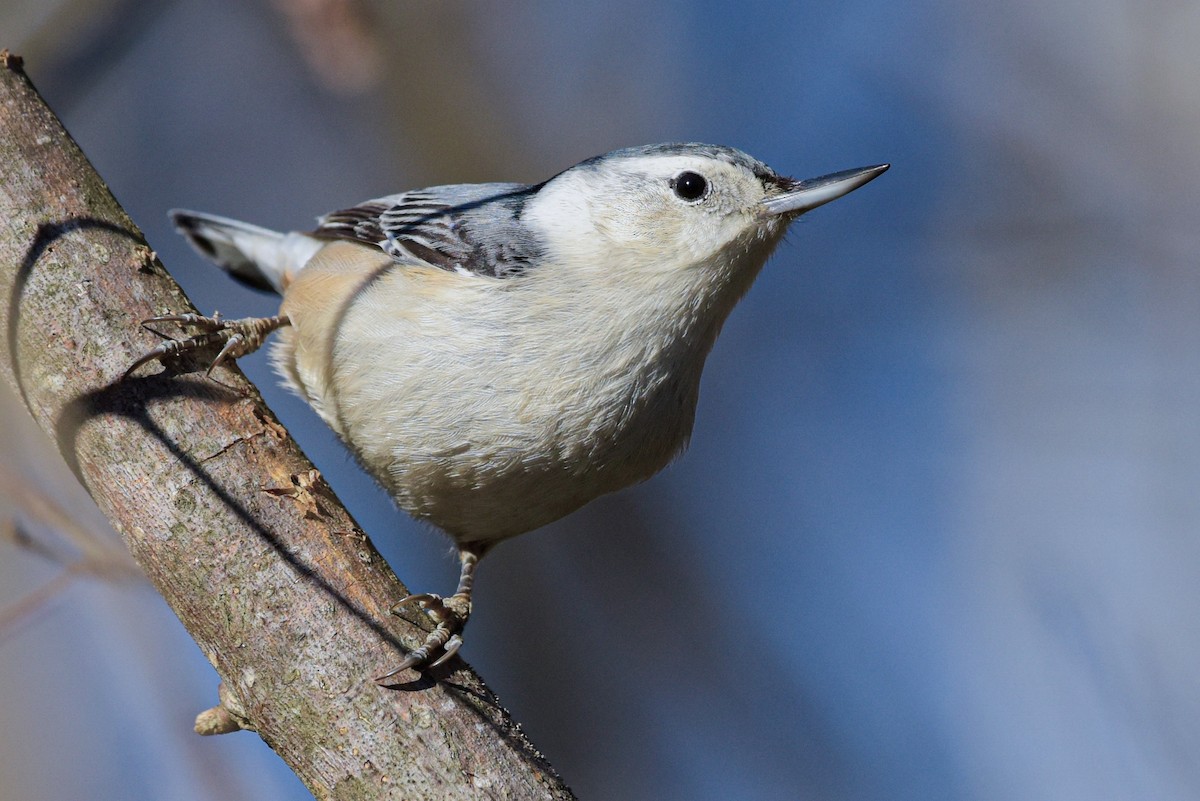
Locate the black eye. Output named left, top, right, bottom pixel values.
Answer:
left=670, top=171, right=709, bottom=202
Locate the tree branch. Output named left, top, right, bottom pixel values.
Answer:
left=0, top=51, right=573, bottom=801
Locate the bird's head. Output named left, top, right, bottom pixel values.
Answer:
left=522, top=143, right=887, bottom=288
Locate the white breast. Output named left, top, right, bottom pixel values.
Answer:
left=273, top=233, right=768, bottom=544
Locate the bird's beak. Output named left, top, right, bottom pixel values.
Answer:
left=761, top=163, right=889, bottom=216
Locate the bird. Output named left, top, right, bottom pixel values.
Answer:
left=126, top=143, right=887, bottom=681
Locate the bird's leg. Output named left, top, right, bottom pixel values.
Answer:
left=376, top=546, right=483, bottom=682
left=124, top=312, right=291, bottom=379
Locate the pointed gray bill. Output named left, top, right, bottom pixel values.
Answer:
left=762, top=163, right=889, bottom=216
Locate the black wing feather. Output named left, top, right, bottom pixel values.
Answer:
left=312, top=183, right=543, bottom=278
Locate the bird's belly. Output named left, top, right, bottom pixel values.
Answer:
left=353, top=372, right=691, bottom=543
left=277, top=328, right=697, bottom=545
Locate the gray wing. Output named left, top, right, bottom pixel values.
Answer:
left=313, top=182, right=543, bottom=278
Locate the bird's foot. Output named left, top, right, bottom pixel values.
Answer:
left=124, top=312, right=290, bottom=379
left=376, top=591, right=471, bottom=682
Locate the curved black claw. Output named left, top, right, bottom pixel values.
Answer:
left=375, top=592, right=471, bottom=683
left=123, top=312, right=289, bottom=379
left=431, top=635, right=464, bottom=668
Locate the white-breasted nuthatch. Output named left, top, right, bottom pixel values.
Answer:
left=128, top=143, right=887, bottom=679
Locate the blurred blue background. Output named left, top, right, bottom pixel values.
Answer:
left=3, top=1, right=1200, bottom=799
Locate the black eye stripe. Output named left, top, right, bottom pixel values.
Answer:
left=669, top=171, right=709, bottom=202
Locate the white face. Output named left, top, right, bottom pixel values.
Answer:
left=523, top=151, right=791, bottom=276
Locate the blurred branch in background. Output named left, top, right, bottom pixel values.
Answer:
left=267, top=0, right=382, bottom=94
left=0, top=51, right=574, bottom=801
left=0, top=482, right=141, bottom=642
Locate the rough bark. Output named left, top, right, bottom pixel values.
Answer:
left=0, top=51, right=573, bottom=801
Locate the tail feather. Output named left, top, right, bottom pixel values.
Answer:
left=169, top=209, right=321, bottom=293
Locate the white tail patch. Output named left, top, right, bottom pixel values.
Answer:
left=170, top=209, right=323, bottom=293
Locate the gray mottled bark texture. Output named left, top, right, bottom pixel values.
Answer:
left=0, top=51, right=573, bottom=801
